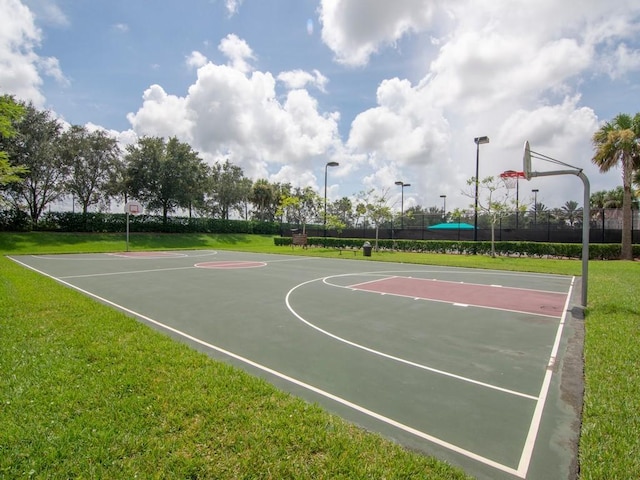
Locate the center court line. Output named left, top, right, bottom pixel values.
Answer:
left=8, top=255, right=523, bottom=478
left=57, top=256, right=319, bottom=279
left=58, top=266, right=198, bottom=279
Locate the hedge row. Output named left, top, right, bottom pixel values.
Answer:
left=0, top=211, right=282, bottom=235
left=274, top=236, right=640, bottom=260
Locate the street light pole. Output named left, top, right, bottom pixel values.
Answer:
left=532, top=188, right=539, bottom=226
left=473, top=136, right=490, bottom=241
left=395, top=181, right=410, bottom=229
left=324, top=161, right=339, bottom=238
left=440, top=195, right=446, bottom=220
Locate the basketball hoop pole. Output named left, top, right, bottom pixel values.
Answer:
left=124, top=200, right=142, bottom=252
left=527, top=168, right=590, bottom=308
left=126, top=212, right=130, bottom=252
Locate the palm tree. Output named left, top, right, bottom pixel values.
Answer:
left=561, top=200, right=582, bottom=227
left=591, top=113, right=640, bottom=260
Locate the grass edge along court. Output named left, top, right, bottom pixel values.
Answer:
left=1, top=232, right=639, bottom=479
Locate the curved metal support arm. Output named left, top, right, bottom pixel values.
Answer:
left=529, top=170, right=589, bottom=307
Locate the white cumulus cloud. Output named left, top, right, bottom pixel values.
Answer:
left=218, top=34, right=255, bottom=74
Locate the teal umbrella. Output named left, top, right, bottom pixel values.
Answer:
left=427, top=222, right=475, bottom=230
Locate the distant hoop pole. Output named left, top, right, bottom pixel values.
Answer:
left=124, top=201, right=143, bottom=252
left=521, top=141, right=589, bottom=307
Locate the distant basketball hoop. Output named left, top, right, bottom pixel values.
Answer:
left=124, top=201, right=142, bottom=252
left=125, top=200, right=142, bottom=215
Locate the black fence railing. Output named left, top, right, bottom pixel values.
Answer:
left=2, top=208, right=639, bottom=244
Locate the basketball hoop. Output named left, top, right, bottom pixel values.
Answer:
left=125, top=200, right=143, bottom=215
left=500, top=170, right=525, bottom=189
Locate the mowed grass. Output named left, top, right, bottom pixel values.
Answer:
left=1, top=232, right=639, bottom=479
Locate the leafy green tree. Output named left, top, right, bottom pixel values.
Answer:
left=591, top=112, right=640, bottom=259
left=205, top=159, right=251, bottom=219
left=354, top=201, right=367, bottom=227
left=101, top=152, right=131, bottom=208
left=0, top=95, right=27, bottom=200
left=125, top=136, right=206, bottom=224
left=166, top=139, right=208, bottom=218
left=325, top=213, right=346, bottom=237
left=2, top=102, right=65, bottom=224
left=59, top=125, right=120, bottom=215
left=403, top=205, right=437, bottom=228
left=328, top=196, right=355, bottom=227
left=250, top=179, right=276, bottom=221
left=277, top=186, right=320, bottom=234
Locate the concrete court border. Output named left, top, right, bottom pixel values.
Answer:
left=9, top=251, right=583, bottom=480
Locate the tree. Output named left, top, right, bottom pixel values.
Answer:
left=357, top=189, right=393, bottom=250
left=2, top=102, right=65, bottom=224
left=102, top=153, right=131, bottom=208
left=206, top=160, right=251, bottom=219
left=277, top=186, right=320, bottom=234
left=560, top=200, right=582, bottom=227
left=125, top=136, right=206, bottom=224
left=591, top=112, right=640, bottom=260
left=0, top=96, right=27, bottom=199
left=328, top=196, right=355, bottom=227
left=250, top=179, right=276, bottom=221
left=528, top=201, right=548, bottom=227
left=325, top=213, right=346, bottom=237
left=463, top=176, right=512, bottom=257
left=167, top=139, right=208, bottom=218
left=59, top=125, right=120, bottom=215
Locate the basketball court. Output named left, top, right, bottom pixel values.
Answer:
left=10, top=249, right=583, bottom=480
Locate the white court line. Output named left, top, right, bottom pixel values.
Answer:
left=516, top=276, right=576, bottom=477
left=30, top=250, right=219, bottom=260
left=10, top=256, right=574, bottom=478
left=331, top=275, right=562, bottom=320
left=58, top=266, right=198, bottom=279
left=347, top=275, right=400, bottom=289
left=291, top=275, right=538, bottom=400
left=44, top=254, right=319, bottom=279
left=356, top=275, right=569, bottom=297
left=8, top=255, right=524, bottom=477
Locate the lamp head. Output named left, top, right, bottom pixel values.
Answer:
left=474, top=136, right=490, bottom=145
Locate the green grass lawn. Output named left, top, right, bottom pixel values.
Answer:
left=1, top=232, right=638, bottom=479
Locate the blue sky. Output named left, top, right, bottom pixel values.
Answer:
left=3, top=0, right=640, bottom=213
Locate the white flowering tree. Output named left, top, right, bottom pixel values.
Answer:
left=463, top=176, right=514, bottom=257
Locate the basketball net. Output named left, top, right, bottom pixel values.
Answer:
left=500, top=170, right=525, bottom=190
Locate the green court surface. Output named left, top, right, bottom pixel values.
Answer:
left=10, top=250, right=583, bottom=480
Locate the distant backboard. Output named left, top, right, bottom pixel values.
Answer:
left=125, top=200, right=142, bottom=215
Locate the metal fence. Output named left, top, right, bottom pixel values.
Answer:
left=304, top=209, right=640, bottom=244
